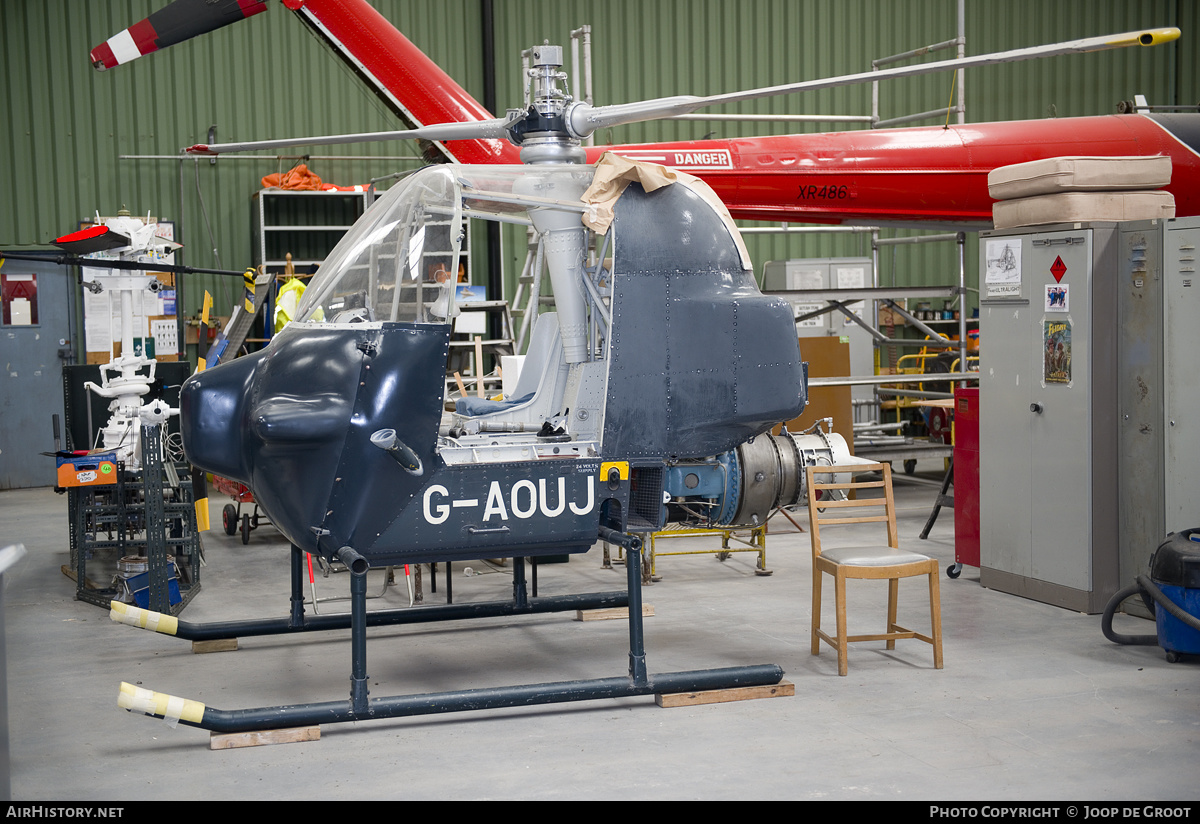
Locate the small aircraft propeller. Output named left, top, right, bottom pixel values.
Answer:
left=182, top=27, right=1180, bottom=157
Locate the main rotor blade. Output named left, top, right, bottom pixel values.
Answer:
left=91, top=0, right=269, bottom=70
left=0, top=251, right=245, bottom=278
left=53, top=226, right=132, bottom=256
left=570, top=27, right=1181, bottom=136
left=184, top=116, right=519, bottom=155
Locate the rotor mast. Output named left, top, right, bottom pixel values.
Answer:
left=509, top=44, right=593, bottom=363
left=510, top=43, right=588, bottom=166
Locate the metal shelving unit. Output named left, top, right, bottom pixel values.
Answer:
left=249, top=189, right=371, bottom=348
left=252, top=189, right=369, bottom=275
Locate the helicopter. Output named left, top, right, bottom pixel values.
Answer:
left=115, top=100, right=864, bottom=738
left=101, top=8, right=1181, bottom=734
left=89, top=0, right=1198, bottom=227
left=109, top=38, right=882, bottom=734
left=163, top=18, right=1188, bottom=574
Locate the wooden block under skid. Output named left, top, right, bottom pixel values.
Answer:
left=655, top=679, right=795, bottom=708
left=575, top=605, right=654, bottom=621
left=192, top=638, right=239, bottom=654
left=210, top=726, right=320, bottom=750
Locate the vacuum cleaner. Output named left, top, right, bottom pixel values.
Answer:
left=1102, top=528, right=1200, bottom=663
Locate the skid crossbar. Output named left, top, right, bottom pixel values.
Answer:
left=117, top=534, right=786, bottom=734
left=111, top=544, right=628, bottom=642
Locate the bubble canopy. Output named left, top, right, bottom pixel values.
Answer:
left=296, top=164, right=595, bottom=325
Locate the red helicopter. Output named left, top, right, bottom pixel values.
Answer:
left=90, top=0, right=1197, bottom=227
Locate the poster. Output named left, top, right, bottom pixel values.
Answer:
left=1044, top=284, right=1069, bottom=312
left=1044, top=319, right=1072, bottom=385
left=985, top=238, right=1022, bottom=297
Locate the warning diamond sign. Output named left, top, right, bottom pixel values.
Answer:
left=1050, top=255, right=1068, bottom=283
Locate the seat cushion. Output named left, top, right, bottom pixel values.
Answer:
left=821, top=545, right=931, bottom=567
left=987, top=155, right=1171, bottom=200
left=992, top=190, right=1175, bottom=230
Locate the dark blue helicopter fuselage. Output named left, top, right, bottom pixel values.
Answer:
left=180, top=180, right=806, bottom=565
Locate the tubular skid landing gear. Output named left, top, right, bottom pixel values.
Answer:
left=117, top=531, right=785, bottom=736
left=110, top=543, right=632, bottom=644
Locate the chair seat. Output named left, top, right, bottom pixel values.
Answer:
left=820, top=545, right=932, bottom=567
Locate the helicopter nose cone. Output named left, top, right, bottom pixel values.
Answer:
left=179, top=323, right=449, bottom=556
left=179, top=351, right=261, bottom=484
left=179, top=326, right=365, bottom=549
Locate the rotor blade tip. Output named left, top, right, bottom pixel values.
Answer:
left=1141, top=27, right=1181, bottom=46
left=185, top=145, right=215, bottom=156
left=1110, top=27, right=1181, bottom=48
left=89, top=44, right=118, bottom=70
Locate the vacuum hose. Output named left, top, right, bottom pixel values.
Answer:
left=1101, top=575, right=1200, bottom=646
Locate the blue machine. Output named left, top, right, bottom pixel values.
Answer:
left=1103, top=529, right=1200, bottom=662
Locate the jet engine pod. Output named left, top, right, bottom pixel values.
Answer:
left=661, top=427, right=858, bottom=527
left=180, top=322, right=449, bottom=556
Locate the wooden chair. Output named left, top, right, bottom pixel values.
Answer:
left=806, top=462, right=943, bottom=676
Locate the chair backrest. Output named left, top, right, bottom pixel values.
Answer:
left=457, top=312, right=569, bottom=424
left=512, top=311, right=564, bottom=401
left=805, top=462, right=899, bottom=558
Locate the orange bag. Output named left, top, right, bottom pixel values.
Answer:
left=261, top=163, right=324, bottom=191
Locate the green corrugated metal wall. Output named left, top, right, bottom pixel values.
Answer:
left=1, top=0, right=1194, bottom=328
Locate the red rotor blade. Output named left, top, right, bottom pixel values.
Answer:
left=53, top=225, right=131, bottom=255
left=90, top=0, right=269, bottom=70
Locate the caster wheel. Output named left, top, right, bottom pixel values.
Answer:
left=241, top=513, right=251, bottom=545
left=904, top=459, right=917, bottom=475
left=222, top=504, right=237, bottom=536
left=1166, top=651, right=1182, bottom=664
left=946, top=563, right=961, bottom=579
left=716, top=551, right=731, bottom=562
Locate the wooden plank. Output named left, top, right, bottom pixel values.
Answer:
left=60, top=564, right=103, bottom=590
left=575, top=605, right=654, bottom=622
left=773, top=335, right=855, bottom=455
left=210, top=726, right=320, bottom=750
left=655, top=680, right=795, bottom=708
left=192, top=638, right=239, bottom=654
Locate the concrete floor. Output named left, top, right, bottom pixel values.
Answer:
left=0, top=463, right=1195, bottom=801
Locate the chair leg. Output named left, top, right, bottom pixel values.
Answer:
left=929, top=567, right=944, bottom=669
left=887, top=577, right=900, bottom=650
left=835, top=570, right=848, bottom=676
left=811, top=567, right=823, bottom=656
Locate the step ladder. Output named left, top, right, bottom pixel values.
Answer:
left=446, top=300, right=516, bottom=397
left=511, top=227, right=549, bottom=353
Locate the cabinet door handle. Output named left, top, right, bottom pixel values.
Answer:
left=1030, top=402, right=1044, bottom=414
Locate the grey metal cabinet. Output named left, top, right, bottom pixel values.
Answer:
left=1162, top=221, right=1200, bottom=544
left=978, top=217, right=1200, bottom=613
